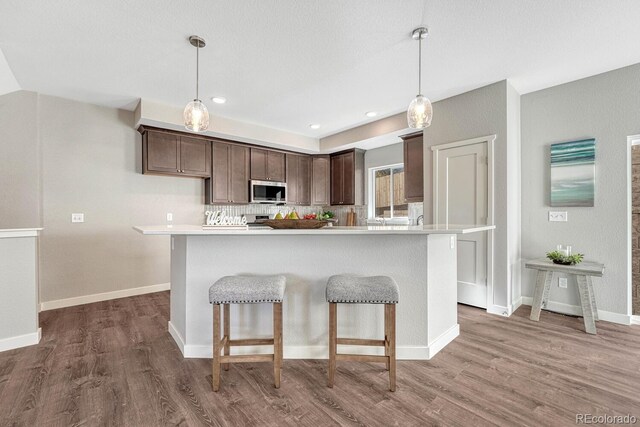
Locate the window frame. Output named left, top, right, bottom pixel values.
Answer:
left=368, top=163, right=408, bottom=220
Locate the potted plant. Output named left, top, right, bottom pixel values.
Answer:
left=546, top=250, right=584, bottom=266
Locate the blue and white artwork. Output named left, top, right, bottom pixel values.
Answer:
left=550, top=139, right=595, bottom=207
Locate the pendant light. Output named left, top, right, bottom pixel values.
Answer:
left=407, top=27, right=433, bottom=129
left=184, top=35, right=209, bottom=132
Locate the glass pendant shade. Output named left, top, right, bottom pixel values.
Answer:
left=184, top=99, right=209, bottom=132
left=407, top=94, right=433, bottom=129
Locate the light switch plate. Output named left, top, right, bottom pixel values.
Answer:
left=549, top=211, right=568, bottom=222
left=71, top=213, right=84, bottom=223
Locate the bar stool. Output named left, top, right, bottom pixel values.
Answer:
left=209, top=275, right=286, bottom=392
left=326, top=275, right=399, bottom=391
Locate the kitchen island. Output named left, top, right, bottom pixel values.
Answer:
left=134, top=224, right=494, bottom=360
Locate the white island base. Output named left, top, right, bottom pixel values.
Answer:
left=135, top=225, right=493, bottom=360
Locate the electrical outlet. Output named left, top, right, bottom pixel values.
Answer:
left=71, top=213, right=84, bottom=223
left=549, top=211, right=568, bottom=222
left=166, top=213, right=173, bottom=222
left=558, top=277, right=568, bottom=288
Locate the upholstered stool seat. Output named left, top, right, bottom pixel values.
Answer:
left=326, top=275, right=399, bottom=304
left=209, top=275, right=285, bottom=392
left=326, top=275, right=398, bottom=391
left=209, top=275, right=286, bottom=304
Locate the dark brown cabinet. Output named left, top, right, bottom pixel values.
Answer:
left=286, top=154, right=311, bottom=205
left=250, top=148, right=286, bottom=182
left=402, top=132, right=424, bottom=203
left=142, top=130, right=211, bottom=178
left=330, top=149, right=364, bottom=206
left=205, top=141, right=250, bottom=204
left=311, top=155, right=330, bottom=206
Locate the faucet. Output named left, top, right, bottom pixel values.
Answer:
left=375, top=217, right=387, bottom=226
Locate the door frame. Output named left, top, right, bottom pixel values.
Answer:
left=432, top=135, right=496, bottom=311
left=628, top=135, right=640, bottom=324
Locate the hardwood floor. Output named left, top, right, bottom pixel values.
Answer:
left=1, top=292, right=639, bottom=426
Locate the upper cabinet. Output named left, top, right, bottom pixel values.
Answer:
left=402, top=132, right=424, bottom=203
left=205, top=140, right=250, bottom=204
left=250, top=148, right=286, bottom=182
left=142, top=129, right=211, bottom=178
left=311, top=155, right=331, bottom=206
left=330, top=149, right=365, bottom=206
left=286, top=154, right=311, bottom=205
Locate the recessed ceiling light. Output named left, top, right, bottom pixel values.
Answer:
left=309, top=124, right=321, bottom=130
left=211, top=96, right=227, bottom=104
left=365, top=111, right=378, bottom=118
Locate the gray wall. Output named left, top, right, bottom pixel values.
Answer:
left=422, top=80, right=521, bottom=312
left=0, top=92, right=207, bottom=303
left=521, top=63, right=640, bottom=316
left=0, top=91, right=41, bottom=229
left=38, top=95, right=205, bottom=302
left=0, top=235, right=38, bottom=342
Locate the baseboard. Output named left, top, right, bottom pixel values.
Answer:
left=0, top=328, right=41, bottom=352
left=487, top=304, right=512, bottom=317
left=168, top=321, right=185, bottom=354
left=512, top=297, right=523, bottom=313
left=426, top=324, right=460, bottom=359
left=40, top=283, right=171, bottom=311
left=520, top=297, right=632, bottom=326
left=630, top=315, right=640, bottom=326
left=168, top=321, right=450, bottom=361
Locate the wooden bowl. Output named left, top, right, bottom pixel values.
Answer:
left=262, top=219, right=329, bottom=229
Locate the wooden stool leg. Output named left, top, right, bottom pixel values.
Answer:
left=384, top=304, right=390, bottom=371
left=212, top=304, right=221, bottom=391
left=386, top=304, right=396, bottom=392
left=273, top=302, right=283, bottom=389
left=223, top=304, right=230, bottom=371
left=328, top=303, right=337, bottom=388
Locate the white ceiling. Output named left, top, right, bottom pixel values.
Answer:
left=2, top=0, right=640, bottom=138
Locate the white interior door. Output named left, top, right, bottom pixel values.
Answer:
left=435, top=141, right=489, bottom=308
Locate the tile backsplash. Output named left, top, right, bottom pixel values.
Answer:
left=408, top=202, right=424, bottom=225
left=205, top=202, right=424, bottom=226
left=206, top=204, right=320, bottom=221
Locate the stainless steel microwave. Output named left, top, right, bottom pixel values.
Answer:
left=250, top=180, right=287, bottom=204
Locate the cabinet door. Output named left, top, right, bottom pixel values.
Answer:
left=267, top=151, right=286, bottom=182
left=298, top=155, right=311, bottom=206
left=229, top=145, right=250, bottom=204
left=250, top=148, right=268, bottom=180
left=312, top=155, right=330, bottom=206
left=341, top=151, right=355, bottom=205
left=285, top=154, right=299, bottom=204
left=330, top=154, right=343, bottom=205
left=403, top=134, right=424, bottom=202
left=180, top=136, right=211, bottom=177
left=145, top=131, right=180, bottom=174
left=209, top=141, right=230, bottom=203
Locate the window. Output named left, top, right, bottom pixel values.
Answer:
left=370, top=164, right=408, bottom=219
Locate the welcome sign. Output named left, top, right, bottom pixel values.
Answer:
left=203, top=211, right=249, bottom=230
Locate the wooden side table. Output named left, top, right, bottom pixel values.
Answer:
left=525, top=259, right=605, bottom=334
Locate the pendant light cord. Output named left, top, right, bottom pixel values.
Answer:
left=418, top=36, right=422, bottom=96
left=196, top=43, right=200, bottom=100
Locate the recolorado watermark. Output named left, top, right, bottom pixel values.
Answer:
left=576, top=414, right=637, bottom=424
